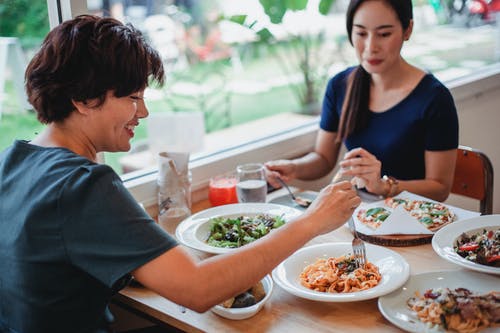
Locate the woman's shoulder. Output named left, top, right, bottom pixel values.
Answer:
left=331, top=66, right=356, bottom=81
left=418, top=72, right=451, bottom=93
left=327, top=66, right=356, bottom=89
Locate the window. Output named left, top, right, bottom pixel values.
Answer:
left=1, top=0, right=500, bottom=207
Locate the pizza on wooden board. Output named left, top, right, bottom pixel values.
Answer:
left=405, top=200, right=456, bottom=232
left=357, top=198, right=456, bottom=231
left=356, top=207, right=391, bottom=230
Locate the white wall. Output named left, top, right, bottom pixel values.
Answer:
left=446, top=65, right=500, bottom=213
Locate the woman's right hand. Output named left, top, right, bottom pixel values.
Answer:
left=264, top=159, right=297, bottom=188
left=303, top=181, right=361, bottom=235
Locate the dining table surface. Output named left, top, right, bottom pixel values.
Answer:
left=113, top=188, right=474, bottom=333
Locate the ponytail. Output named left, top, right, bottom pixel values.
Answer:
left=336, top=65, right=371, bottom=141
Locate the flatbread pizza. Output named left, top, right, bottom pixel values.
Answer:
left=406, top=200, right=456, bottom=231
left=356, top=207, right=391, bottom=230
left=384, top=197, right=411, bottom=210
left=357, top=197, right=456, bottom=232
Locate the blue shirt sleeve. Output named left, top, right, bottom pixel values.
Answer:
left=423, top=83, right=459, bottom=151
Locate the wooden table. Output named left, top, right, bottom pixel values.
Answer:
left=113, top=191, right=461, bottom=333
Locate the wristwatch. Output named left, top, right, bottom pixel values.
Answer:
left=382, top=175, right=399, bottom=197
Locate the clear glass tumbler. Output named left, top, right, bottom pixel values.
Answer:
left=236, top=163, right=267, bottom=203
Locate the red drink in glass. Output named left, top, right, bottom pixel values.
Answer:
left=209, top=176, right=238, bottom=206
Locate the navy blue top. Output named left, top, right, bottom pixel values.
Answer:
left=320, top=67, right=459, bottom=180
left=0, top=140, right=177, bottom=333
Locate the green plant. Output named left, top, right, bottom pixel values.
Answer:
left=0, top=0, right=49, bottom=42
left=225, top=0, right=337, bottom=114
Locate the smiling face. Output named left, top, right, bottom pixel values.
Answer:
left=351, top=0, right=412, bottom=75
left=90, top=90, right=148, bottom=153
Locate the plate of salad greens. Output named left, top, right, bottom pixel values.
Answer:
left=175, top=203, right=302, bottom=254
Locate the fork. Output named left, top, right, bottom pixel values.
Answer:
left=348, top=217, right=367, bottom=268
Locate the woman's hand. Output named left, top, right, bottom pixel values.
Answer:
left=264, top=160, right=297, bottom=188
left=303, top=181, right=361, bottom=235
left=338, top=147, right=387, bottom=195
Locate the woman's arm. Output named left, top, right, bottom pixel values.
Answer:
left=340, top=147, right=457, bottom=201
left=393, top=149, right=457, bottom=201
left=132, top=181, right=360, bottom=312
left=265, top=129, right=342, bottom=187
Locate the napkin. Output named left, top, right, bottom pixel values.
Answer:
left=158, top=152, right=189, bottom=180
left=353, top=191, right=481, bottom=235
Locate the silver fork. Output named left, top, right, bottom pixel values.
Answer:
left=347, top=217, right=367, bottom=268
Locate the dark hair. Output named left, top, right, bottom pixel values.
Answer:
left=337, top=0, right=413, bottom=141
left=25, top=15, right=165, bottom=124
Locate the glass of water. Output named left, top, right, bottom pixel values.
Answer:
left=236, top=163, right=267, bottom=203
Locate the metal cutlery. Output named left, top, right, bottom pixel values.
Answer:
left=276, top=178, right=312, bottom=208
left=348, top=217, right=367, bottom=268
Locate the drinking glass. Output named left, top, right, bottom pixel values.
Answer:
left=236, top=163, right=267, bottom=203
left=208, top=174, right=238, bottom=206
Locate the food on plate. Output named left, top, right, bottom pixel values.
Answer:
left=294, top=196, right=312, bottom=208
left=407, top=287, right=500, bottom=333
left=454, top=228, right=500, bottom=267
left=206, top=214, right=285, bottom=248
left=356, top=197, right=456, bottom=232
left=299, top=255, right=381, bottom=293
left=405, top=200, right=456, bottom=232
left=357, top=207, right=391, bottom=230
left=220, top=281, right=266, bottom=308
left=383, top=197, right=456, bottom=231
left=384, top=197, right=412, bottom=209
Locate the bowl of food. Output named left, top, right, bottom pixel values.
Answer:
left=211, top=275, right=273, bottom=320
left=432, top=215, right=500, bottom=275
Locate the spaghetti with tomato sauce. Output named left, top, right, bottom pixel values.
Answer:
left=299, top=255, right=381, bottom=293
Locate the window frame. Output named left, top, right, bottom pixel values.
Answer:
left=49, top=1, right=500, bottom=209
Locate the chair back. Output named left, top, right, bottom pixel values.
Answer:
left=451, top=145, right=494, bottom=215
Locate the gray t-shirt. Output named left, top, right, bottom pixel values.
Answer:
left=0, top=140, right=177, bottom=333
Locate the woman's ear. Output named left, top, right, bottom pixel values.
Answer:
left=404, top=19, right=414, bottom=41
left=71, top=100, right=91, bottom=116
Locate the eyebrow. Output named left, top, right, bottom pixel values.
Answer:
left=353, top=24, right=395, bottom=29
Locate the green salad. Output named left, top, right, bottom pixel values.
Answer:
left=206, top=214, right=286, bottom=248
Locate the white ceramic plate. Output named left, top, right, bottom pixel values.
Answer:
left=211, top=275, right=273, bottom=320
left=378, top=270, right=500, bottom=333
left=432, top=214, right=500, bottom=275
left=271, top=242, right=410, bottom=302
left=175, top=203, right=302, bottom=254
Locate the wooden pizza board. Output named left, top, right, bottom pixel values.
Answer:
left=355, top=231, right=433, bottom=247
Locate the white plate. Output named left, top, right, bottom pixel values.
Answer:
left=432, top=214, right=500, bottom=275
left=175, top=203, right=302, bottom=254
left=378, top=270, right=500, bottom=333
left=271, top=242, right=410, bottom=302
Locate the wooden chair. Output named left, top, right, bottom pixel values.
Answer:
left=451, top=145, right=494, bottom=215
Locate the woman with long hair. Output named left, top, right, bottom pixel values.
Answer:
left=266, top=0, right=458, bottom=202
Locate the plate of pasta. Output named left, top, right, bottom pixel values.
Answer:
left=432, top=215, right=500, bottom=275
left=271, top=242, right=410, bottom=302
left=378, top=270, right=500, bottom=333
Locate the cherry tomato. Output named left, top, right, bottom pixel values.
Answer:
left=458, top=242, right=479, bottom=252
left=486, top=254, right=500, bottom=263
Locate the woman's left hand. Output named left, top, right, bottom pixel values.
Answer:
left=338, top=147, right=386, bottom=195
